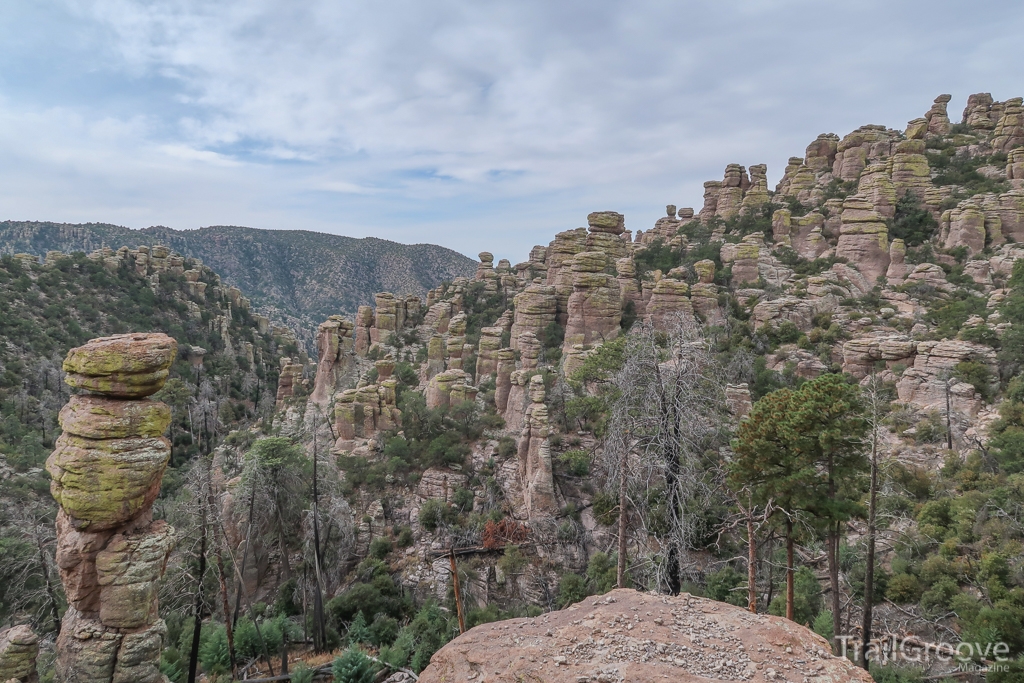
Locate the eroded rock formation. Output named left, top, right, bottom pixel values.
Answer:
left=0, top=625, right=39, bottom=683
left=46, top=333, right=177, bottom=683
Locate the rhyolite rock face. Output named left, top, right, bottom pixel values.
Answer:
left=835, top=195, right=890, bottom=282
left=63, top=333, right=176, bottom=398
left=0, top=625, right=39, bottom=682
left=47, top=333, right=177, bottom=683
left=418, top=588, right=874, bottom=683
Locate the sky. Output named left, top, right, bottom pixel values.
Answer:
left=0, top=1, right=1022, bottom=264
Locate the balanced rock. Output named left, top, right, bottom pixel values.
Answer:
left=925, top=94, right=952, bottom=135
left=564, top=252, right=621, bottom=349
left=49, top=334, right=177, bottom=683
left=63, top=333, right=177, bottom=398
left=587, top=211, right=625, bottom=235
left=419, top=589, right=873, bottom=683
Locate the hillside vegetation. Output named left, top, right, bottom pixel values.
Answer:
left=0, top=222, right=477, bottom=346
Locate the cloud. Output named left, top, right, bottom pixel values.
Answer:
left=1, top=0, right=1023, bottom=261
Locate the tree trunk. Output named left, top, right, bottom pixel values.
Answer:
left=860, top=419, right=879, bottom=670
left=187, top=513, right=208, bottom=683
left=617, top=443, right=628, bottom=589
left=785, top=519, right=794, bottom=622
left=747, top=510, right=757, bottom=613
left=829, top=522, right=841, bottom=648
left=310, top=423, right=327, bottom=652
left=35, top=530, right=61, bottom=635
left=233, top=484, right=256, bottom=627
left=206, top=457, right=236, bottom=677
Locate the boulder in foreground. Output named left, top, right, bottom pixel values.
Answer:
left=419, top=588, right=872, bottom=683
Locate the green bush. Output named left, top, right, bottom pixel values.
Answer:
left=369, top=537, right=393, bottom=560
left=886, top=573, right=922, bottom=604
left=703, top=566, right=747, bottom=607
left=332, top=647, right=377, bottom=683
left=558, top=449, right=591, bottom=476
left=587, top=552, right=619, bottom=594
left=557, top=573, right=590, bottom=608
left=419, top=499, right=455, bottom=532
left=290, top=662, right=315, bottom=683
left=198, top=624, right=232, bottom=676
left=768, top=567, right=821, bottom=626
left=812, top=610, right=833, bottom=642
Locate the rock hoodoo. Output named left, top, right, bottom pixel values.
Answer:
left=46, top=333, right=177, bottom=683
left=0, top=625, right=39, bottom=683
left=418, top=588, right=874, bottom=683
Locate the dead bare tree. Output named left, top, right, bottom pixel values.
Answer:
left=604, top=317, right=730, bottom=594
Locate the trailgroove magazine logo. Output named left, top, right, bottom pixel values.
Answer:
left=835, top=634, right=1010, bottom=671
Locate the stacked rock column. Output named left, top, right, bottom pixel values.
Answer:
left=45, top=334, right=177, bottom=683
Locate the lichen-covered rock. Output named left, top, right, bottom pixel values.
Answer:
left=833, top=125, right=895, bottom=182
left=63, top=334, right=177, bottom=398
left=891, top=139, right=931, bottom=202
left=842, top=334, right=916, bottom=379
left=963, top=92, right=997, bottom=130
left=720, top=235, right=761, bottom=285
left=50, top=334, right=176, bottom=683
left=564, top=252, right=621, bottom=349
left=992, top=97, right=1024, bottom=152
left=426, top=369, right=475, bottom=410
left=0, top=625, right=38, bottom=683
left=740, top=163, right=769, bottom=214
left=47, top=433, right=170, bottom=531
left=495, top=349, right=516, bottom=413
left=58, top=395, right=170, bottom=440
left=1008, top=149, right=1024, bottom=187
left=55, top=609, right=167, bottom=683
left=943, top=199, right=987, bottom=255
left=419, top=588, right=874, bottom=683
left=886, top=239, right=910, bottom=284
left=857, top=162, right=897, bottom=219
left=925, top=94, right=952, bottom=135
left=615, top=257, right=644, bottom=319
left=275, top=359, right=305, bottom=401
left=897, top=339, right=998, bottom=416
left=507, top=282, right=557, bottom=350
left=518, top=375, right=557, bottom=519
left=95, top=522, right=173, bottom=629
left=644, top=278, right=693, bottom=328
left=476, top=327, right=504, bottom=383
left=354, top=305, right=374, bottom=355
left=587, top=211, right=624, bottom=235
left=804, top=133, right=839, bottom=171
left=772, top=210, right=827, bottom=259
left=835, top=195, right=890, bottom=282
left=752, top=296, right=818, bottom=332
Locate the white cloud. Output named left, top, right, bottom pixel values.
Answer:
left=1, top=0, right=1023, bottom=261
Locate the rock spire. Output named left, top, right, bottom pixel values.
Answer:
left=46, top=333, right=177, bottom=683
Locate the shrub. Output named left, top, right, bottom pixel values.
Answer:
left=953, top=360, right=994, bottom=401
left=587, top=552, right=619, bottom=594
left=370, top=615, right=400, bottom=647
left=558, top=449, right=591, bottom=476
left=592, top=492, right=618, bottom=526
left=290, top=662, right=315, bottom=683
left=418, top=499, right=454, bottom=532
left=812, top=610, right=833, bottom=642
left=396, top=526, right=414, bottom=548
left=703, top=566, right=747, bottom=607
left=557, top=573, right=590, bottom=608
left=451, top=487, right=475, bottom=512
left=369, top=537, right=393, bottom=560
left=768, top=567, right=821, bottom=626
left=886, top=573, right=922, bottom=603
left=332, top=647, right=377, bottom=683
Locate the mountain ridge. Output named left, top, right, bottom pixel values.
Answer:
left=0, top=221, right=478, bottom=347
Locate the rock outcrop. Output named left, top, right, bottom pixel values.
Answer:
left=419, top=588, right=874, bottom=683
left=46, top=333, right=177, bottom=683
left=835, top=195, right=890, bottom=282
left=0, top=625, right=39, bottom=683
left=564, top=251, right=621, bottom=351
left=518, top=375, right=557, bottom=519
left=310, top=316, right=356, bottom=403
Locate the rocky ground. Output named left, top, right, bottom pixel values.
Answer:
left=418, top=589, right=873, bottom=683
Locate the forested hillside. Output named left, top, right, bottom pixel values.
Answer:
left=0, top=249, right=287, bottom=631
left=0, top=222, right=477, bottom=346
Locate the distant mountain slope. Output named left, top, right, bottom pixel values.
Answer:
left=0, top=221, right=477, bottom=344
